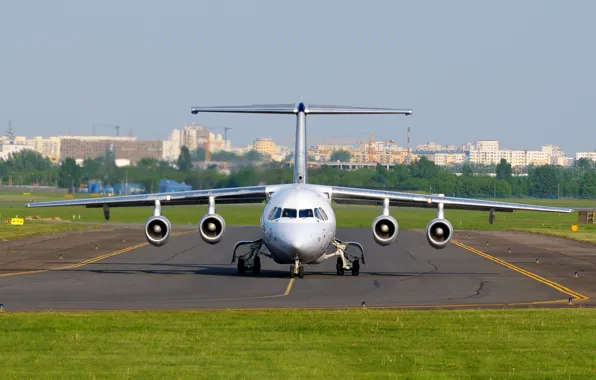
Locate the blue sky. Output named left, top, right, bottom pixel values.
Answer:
left=1, top=0, right=595, bottom=153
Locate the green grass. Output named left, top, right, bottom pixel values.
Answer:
left=0, top=223, right=101, bottom=242
left=1, top=309, right=595, bottom=379
left=1, top=191, right=595, bottom=242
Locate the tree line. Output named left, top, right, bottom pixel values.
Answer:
left=1, top=148, right=596, bottom=198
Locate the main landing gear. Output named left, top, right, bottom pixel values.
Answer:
left=290, top=258, right=304, bottom=279
left=333, top=239, right=365, bottom=276
left=336, top=257, right=360, bottom=276
left=232, top=239, right=266, bottom=275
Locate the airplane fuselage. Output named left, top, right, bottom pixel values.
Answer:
left=260, top=185, right=336, bottom=264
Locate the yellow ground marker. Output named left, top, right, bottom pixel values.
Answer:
left=452, top=240, right=588, bottom=301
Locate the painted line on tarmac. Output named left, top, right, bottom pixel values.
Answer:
left=192, top=278, right=296, bottom=303
left=452, top=240, right=588, bottom=301
left=0, top=231, right=192, bottom=278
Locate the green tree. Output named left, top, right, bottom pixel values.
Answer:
left=495, top=159, right=512, bottom=181
left=330, top=150, right=351, bottom=162
left=58, top=157, right=81, bottom=191
left=528, top=165, right=558, bottom=198
left=191, top=147, right=206, bottom=162
left=177, top=146, right=193, bottom=172
left=462, top=163, right=474, bottom=177
left=579, top=171, right=596, bottom=197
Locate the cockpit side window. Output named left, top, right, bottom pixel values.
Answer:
left=272, top=207, right=282, bottom=220
left=268, top=207, right=278, bottom=220
left=281, top=208, right=297, bottom=218
left=318, top=207, right=328, bottom=221
left=314, top=208, right=323, bottom=221
left=268, top=207, right=282, bottom=220
left=299, top=209, right=314, bottom=218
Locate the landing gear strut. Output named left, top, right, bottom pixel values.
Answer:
left=331, top=239, right=365, bottom=276
left=233, top=239, right=268, bottom=275
left=290, top=258, right=304, bottom=279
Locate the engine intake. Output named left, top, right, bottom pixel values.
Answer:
left=372, top=215, right=399, bottom=246
left=426, top=218, right=453, bottom=249
left=144, top=215, right=171, bottom=247
left=199, top=213, right=226, bottom=244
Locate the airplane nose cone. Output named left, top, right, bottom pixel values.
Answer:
left=290, top=239, right=302, bottom=252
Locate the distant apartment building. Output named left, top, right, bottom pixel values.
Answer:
left=0, top=141, right=32, bottom=160
left=415, top=142, right=457, bottom=152
left=468, top=141, right=573, bottom=167
left=253, top=138, right=277, bottom=156
left=308, top=144, right=354, bottom=161
left=59, top=136, right=162, bottom=163
left=161, top=124, right=231, bottom=160
left=433, top=153, right=466, bottom=167
left=576, top=152, right=596, bottom=162
left=475, top=140, right=499, bottom=152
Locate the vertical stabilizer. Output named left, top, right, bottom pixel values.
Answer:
left=294, top=102, right=307, bottom=184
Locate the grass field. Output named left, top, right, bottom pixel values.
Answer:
left=1, top=190, right=595, bottom=242
left=1, top=309, right=595, bottom=379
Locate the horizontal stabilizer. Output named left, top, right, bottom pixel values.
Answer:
left=191, top=104, right=297, bottom=115
left=191, top=102, right=413, bottom=116
left=306, top=105, right=412, bottom=115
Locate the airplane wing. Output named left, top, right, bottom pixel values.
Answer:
left=26, top=186, right=269, bottom=208
left=330, top=186, right=574, bottom=213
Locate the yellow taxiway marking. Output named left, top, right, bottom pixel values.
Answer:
left=194, top=278, right=295, bottom=303
left=0, top=231, right=192, bottom=278
left=452, top=240, right=589, bottom=301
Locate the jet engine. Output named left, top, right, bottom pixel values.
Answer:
left=199, top=213, right=226, bottom=244
left=372, top=215, right=399, bottom=246
left=425, top=218, right=453, bottom=249
left=144, top=215, right=171, bottom=247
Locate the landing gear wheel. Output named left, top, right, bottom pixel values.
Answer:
left=351, top=259, right=360, bottom=276
left=336, top=257, right=345, bottom=276
left=290, top=265, right=296, bottom=278
left=237, top=258, right=246, bottom=275
left=298, top=265, right=304, bottom=279
left=252, top=256, right=261, bottom=274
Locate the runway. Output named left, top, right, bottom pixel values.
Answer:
left=0, top=227, right=590, bottom=311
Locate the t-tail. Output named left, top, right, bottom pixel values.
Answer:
left=191, top=102, right=412, bottom=184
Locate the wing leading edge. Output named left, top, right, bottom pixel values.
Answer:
left=26, top=186, right=270, bottom=208
left=331, top=187, right=574, bottom=213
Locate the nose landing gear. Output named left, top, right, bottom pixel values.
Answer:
left=290, top=258, right=304, bottom=279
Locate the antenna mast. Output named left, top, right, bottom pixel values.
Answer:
left=5, top=120, right=15, bottom=141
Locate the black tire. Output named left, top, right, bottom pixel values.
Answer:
left=298, top=265, right=304, bottom=279
left=237, top=258, right=246, bottom=275
left=290, top=265, right=296, bottom=278
left=252, top=256, right=261, bottom=274
left=352, top=260, right=360, bottom=276
left=336, top=257, right=345, bottom=276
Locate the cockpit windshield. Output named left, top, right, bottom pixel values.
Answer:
left=281, top=208, right=297, bottom=218
left=299, top=209, right=314, bottom=218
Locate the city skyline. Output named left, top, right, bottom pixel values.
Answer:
left=1, top=1, right=595, bottom=153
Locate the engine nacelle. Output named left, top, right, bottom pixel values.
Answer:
left=199, top=213, right=226, bottom=245
left=426, top=218, right=453, bottom=249
left=144, top=215, right=171, bottom=247
left=372, top=215, right=399, bottom=246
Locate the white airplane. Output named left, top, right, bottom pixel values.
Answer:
left=27, top=102, right=573, bottom=278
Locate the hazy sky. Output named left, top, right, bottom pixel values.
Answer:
left=1, top=0, right=595, bottom=153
